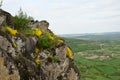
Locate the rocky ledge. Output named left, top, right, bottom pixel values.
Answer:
left=0, top=9, right=80, bottom=80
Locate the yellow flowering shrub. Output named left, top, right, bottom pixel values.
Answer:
left=35, top=58, right=41, bottom=65
left=37, top=31, right=65, bottom=49
left=37, top=32, right=56, bottom=49
left=32, top=28, right=42, bottom=37
left=6, top=27, right=17, bottom=35
left=66, top=47, right=73, bottom=59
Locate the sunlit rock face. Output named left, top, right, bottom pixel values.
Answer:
left=0, top=10, right=80, bottom=80
left=28, top=20, right=49, bottom=33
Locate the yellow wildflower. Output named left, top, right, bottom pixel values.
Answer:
left=66, top=47, right=73, bottom=59
left=33, top=48, right=40, bottom=58
left=58, top=39, right=64, bottom=43
left=6, top=27, right=17, bottom=35
left=35, top=48, right=39, bottom=53
left=49, top=36, right=54, bottom=40
left=12, top=43, right=17, bottom=48
left=35, top=58, right=41, bottom=65
left=32, top=28, right=42, bottom=37
left=46, top=32, right=55, bottom=40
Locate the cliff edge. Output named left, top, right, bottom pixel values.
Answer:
left=0, top=9, right=80, bottom=80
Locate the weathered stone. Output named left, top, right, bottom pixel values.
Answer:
left=39, top=20, right=49, bottom=32
left=67, top=68, right=79, bottom=80
left=55, top=44, right=67, bottom=61
left=0, top=9, right=14, bottom=27
left=0, top=36, right=10, bottom=51
left=0, top=15, right=6, bottom=26
left=28, top=20, right=49, bottom=33
left=0, top=52, right=20, bottom=80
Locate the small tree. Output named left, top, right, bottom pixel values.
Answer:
left=13, top=8, right=33, bottom=31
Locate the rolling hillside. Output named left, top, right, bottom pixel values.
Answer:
left=62, top=32, right=120, bottom=40
left=63, top=32, right=120, bottom=80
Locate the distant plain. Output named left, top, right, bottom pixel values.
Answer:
left=63, top=32, right=120, bottom=80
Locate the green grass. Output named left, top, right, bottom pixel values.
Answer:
left=64, top=38, right=120, bottom=80
left=64, top=38, right=101, bottom=52
left=74, top=55, right=120, bottom=80
left=64, top=38, right=120, bottom=53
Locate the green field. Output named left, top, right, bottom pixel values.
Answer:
left=64, top=37, right=120, bottom=80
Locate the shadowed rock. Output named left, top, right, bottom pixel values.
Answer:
left=0, top=9, right=14, bottom=27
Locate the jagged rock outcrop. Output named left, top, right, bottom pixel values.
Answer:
left=0, top=9, right=14, bottom=27
left=29, top=20, right=50, bottom=33
left=0, top=10, right=80, bottom=80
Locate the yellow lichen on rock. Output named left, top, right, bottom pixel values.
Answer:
left=32, top=27, right=42, bottom=37
left=6, top=27, right=17, bottom=35
left=66, top=47, right=73, bottom=59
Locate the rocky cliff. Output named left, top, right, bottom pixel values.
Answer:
left=0, top=9, right=80, bottom=80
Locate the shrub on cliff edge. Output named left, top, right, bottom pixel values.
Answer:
left=13, top=8, right=33, bottom=31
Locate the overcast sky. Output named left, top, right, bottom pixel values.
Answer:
left=2, top=0, right=120, bottom=34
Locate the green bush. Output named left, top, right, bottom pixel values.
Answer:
left=37, top=32, right=52, bottom=49
left=13, top=8, right=33, bottom=31
left=37, top=32, right=59, bottom=49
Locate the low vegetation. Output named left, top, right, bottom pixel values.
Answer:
left=13, top=8, right=33, bottom=31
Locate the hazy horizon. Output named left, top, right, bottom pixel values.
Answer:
left=2, top=0, right=120, bottom=34
left=59, top=31, right=120, bottom=35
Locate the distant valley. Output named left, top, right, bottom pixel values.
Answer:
left=63, top=32, right=120, bottom=80
left=61, top=32, right=120, bottom=40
